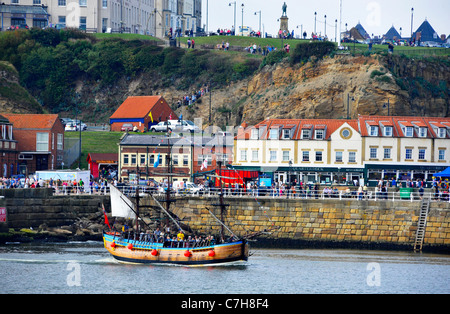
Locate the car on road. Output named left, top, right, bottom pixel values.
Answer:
left=60, top=118, right=73, bottom=126
left=65, top=122, right=78, bottom=131
left=150, top=120, right=200, bottom=133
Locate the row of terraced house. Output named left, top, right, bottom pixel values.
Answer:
left=232, top=116, right=450, bottom=187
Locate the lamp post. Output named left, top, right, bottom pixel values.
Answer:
left=241, top=4, right=244, bottom=36
left=324, top=15, right=327, bottom=38
left=383, top=99, right=390, bottom=116
left=229, top=2, right=236, bottom=35
left=314, top=12, right=317, bottom=34
left=254, top=10, right=261, bottom=35
left=347, top=94, right=354, bottom=120
left=335, top=19, right=338, bottom=42
left=410, top=7, right=414, bottom=40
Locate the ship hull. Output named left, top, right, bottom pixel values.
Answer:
left=103, top=232, right=249, bottom=266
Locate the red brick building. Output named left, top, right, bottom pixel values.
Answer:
left=109, top=96, right=178, bottom=132
left=2, top=114, right=64, bottom=175
left=87, top=153, right=118, bottom=179
left=0, top=115, right=18, bottom=177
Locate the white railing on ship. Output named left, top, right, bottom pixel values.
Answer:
left=51, top=185, right=450, bottom=203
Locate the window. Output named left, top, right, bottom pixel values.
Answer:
left=349, top=151, right=356, bottom=163
left=79, top=0, right=87, bottom=6
left=123, top=154, right=129, bottom=164
left=419, top=127, right=427, bottom=138
left=33, top=0, right=42, bottom=4
left=140, top=155, right=146, bottom=165
left=173, top=155, right=179, bottom=165
left=301, top=129, right=310, bottom=139
left=269, top=151, right=277, bottom=162
left=384, top=126, right=392, bottom=137
left=418, top=149, right=426, bottom=160
left=404, top=127, right=413, bottom=137
left=282, top=151, right=290, bottom=162
left=131, top=154, right=136, bottom=165
left=282, top=129, right=290, bottom=139
left=149, top=155, right=154, bottom=165
left=369, top=126, right=378, bottom=136
left=315, top=151, right=322, bottom=162
left=58, top=0, right=66, bottom=6
left=36, top=133, right=49, bottom=151
left=405, top=148, right=412, bottom=160
left=251, top=128, right=258, bottom=139
left=269, top=128, right=278, bottom=140
left=438, top=128, right=446, bottom=138
left=240, top=150, right=247, bottom=161
left=370, top=148, right=377, bottom=159
left=302, top=151, right=310, bottom=162
left=79, top=17, right=87, bottom=30
left=315, top=129, right=324, bottom=140
left=438, top=149, right=446, bottom=161
left=183, top=155, right=189, bottom=166
left=335, top=151, right=343, bottom=162
left=102, top=0, right=108, bottom=8
left=11, top=0, right=19, bottom=3
left=383, top=148, right=391, bottom=159
left=58, top=16, right=66, bottom=27
left=252, top=150, right=258, bottom=161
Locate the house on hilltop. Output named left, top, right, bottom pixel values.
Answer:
left=412, top=19, right=443, bottom=45
left=383, top=26, right=402, bottom=42
left=109, top=96, right=178, bottom=132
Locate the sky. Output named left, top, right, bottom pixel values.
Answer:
left=201, top=0, right=450, bottom=39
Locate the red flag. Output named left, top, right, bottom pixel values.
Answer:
left=102, top=203, right=111, bottom=229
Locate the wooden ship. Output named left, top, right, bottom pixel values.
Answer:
left=103, top=129, right=250, bottom=266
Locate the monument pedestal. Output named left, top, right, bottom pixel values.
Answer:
left=279, top=16, right=289, bottom=33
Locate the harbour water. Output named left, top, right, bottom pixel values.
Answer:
left=0, top=241, right=449, bottom=294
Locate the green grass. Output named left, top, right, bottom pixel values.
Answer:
left=65, top=131, right=123, bottom=169
left=180, top=35, right=309, bottom=50
left=342, top=42, right=450, bottom=57
left=92, top=33, right=163, bottom=43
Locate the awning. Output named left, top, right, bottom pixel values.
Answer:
left=215, top=169, right=259, bottom=187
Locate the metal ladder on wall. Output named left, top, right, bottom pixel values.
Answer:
left=413, top=196, right=430, bottom=253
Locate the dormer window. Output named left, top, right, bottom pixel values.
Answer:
left=404, top=127, right=413, bottom=137
left=251, top=128, right=258, bottom=140
left=418, top=127, right=427, bottom=138
left=282, top=129, right=291, bottom=139
left=369, top=126, right=378, bottom=136
left=384, top=126, right=392, bottom=137
left=301, top=129, right=311, bottom=139
left=269, top=128, right=278, bottom=140
left=438, top=128, right=446, bottom=138
left=315, top=129, right=324, bottom=140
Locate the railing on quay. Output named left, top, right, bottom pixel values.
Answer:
left=52, top=185, right=450, bottom=204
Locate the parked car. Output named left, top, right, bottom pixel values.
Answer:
left=150, top=121, right=171, bottom=132
left=60, top=118, right=72, bottom=126
left=65, top=123, right=78, bottom=131
left=71, top=120, right=87, bottom=131
left=121, top=123, right=134, bottom=132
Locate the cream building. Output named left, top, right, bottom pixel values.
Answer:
left=234, top=116, right=450, bottom=186
left=1, top=0, right=156, bottom=34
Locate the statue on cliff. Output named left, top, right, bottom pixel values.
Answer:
left=282, top=2, right=288, bottom=17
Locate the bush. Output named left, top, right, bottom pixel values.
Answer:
left=260, top=50, right=288, bottom=67
left=290, top=41, right=336, bottom=65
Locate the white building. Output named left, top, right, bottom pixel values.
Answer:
left=1, top=0, right=156, bottom=35
left=234, top=116, right=450, bottom=186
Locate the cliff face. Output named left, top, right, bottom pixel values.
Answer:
left=236, top=54, right=449, bottom=126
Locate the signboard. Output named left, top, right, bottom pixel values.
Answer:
left=0, top=208, right=6, bottom=222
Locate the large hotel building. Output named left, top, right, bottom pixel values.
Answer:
left=0, top=0, right=202, bottom=37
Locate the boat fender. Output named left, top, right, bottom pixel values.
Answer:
left=184, top=250, right=192, bottom=257
left=208, top=250, right=215, bottom=257
left=127, top=243, right=133, bottom=250
left=111, top=242, right=116, bottom=249
left=151, top=249, right=158, bottom=256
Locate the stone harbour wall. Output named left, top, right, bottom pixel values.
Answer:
left=168, top=197, right=450, bottom=253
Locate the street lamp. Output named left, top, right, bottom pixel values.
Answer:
left=254, top=10, right=261, bottom=36
left=241, top=4, right=244, bottom=36
left=314, top=12, right=317, bottom=34
left=383, top=99, right=390, bottom=116
left=324, top=15, right=327, bottom=37
left=335, top=19, right=338, bottom=42
left=347, top=94, right=354, bottom=119
left=229, top=2, right=236, bottom=35
left=410, top=7, right=414, bottom=41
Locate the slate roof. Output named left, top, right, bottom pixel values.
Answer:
left=384, top=26, right=401, bottom=40
left=413, top=19, right=443, bottom=43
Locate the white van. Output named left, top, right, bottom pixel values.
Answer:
left=173, top=181, right=201, bottom=193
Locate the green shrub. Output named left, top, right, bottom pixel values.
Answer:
left=290, top=41, right=336, bottom=65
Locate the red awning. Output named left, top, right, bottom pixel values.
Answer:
left=214, top=170, right=259, bottom=187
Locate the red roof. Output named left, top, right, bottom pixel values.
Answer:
left=110, top=96, right=166, bottom=119
left=2, top=114, right=59, bottom=129
left=87, top=153, right=118, bottom=163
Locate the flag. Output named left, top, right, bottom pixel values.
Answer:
left=148, top=111, right=153, bottom=123
left=154, top=153, right=161, bottom=168
left=102, top=203, right=111, bottom=230
left=201, top=159, right=208, bottom=171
